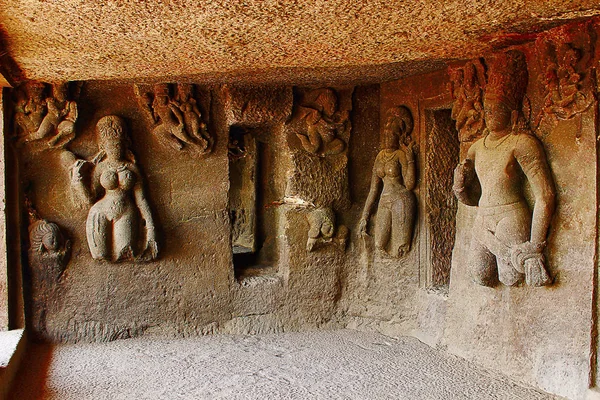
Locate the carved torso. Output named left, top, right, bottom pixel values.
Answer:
left=470, top=132, right=535, bottom=208
left=375, top=149, right=409, bottom=194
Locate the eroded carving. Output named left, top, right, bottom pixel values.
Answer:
left=449, top=60, right=486, bottom=142
left=14, top=81, right=46, bottom=138
left=536, top=33, right=595, bottom=124
left=306, top=207, right=348, bottom=252
left=296, top=88, right=348, bottom=156
left=359, top=106, right=417, bottom=258
left=68, top=115, right=159, bottom=262
left=453, top=50, right=556, bottom=287
left=14, top=82, right=79, bottom=148
left=26, top=203, right=71, bottom=336
left=136, top=83, right=212, bottom=153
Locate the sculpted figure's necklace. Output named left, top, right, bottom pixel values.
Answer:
left=381, top=148, right=398, bottom=162
left=483, top=131, right=511, bottom=150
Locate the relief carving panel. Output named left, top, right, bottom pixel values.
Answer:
left=67, top=115, right=159, bottom=262
left=136, top=83, right=212, bottom=153
left=359, top=106, right=417, bottom=258
left=453, top=50, right=556, bottom=287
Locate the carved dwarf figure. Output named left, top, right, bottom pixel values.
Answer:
left=306, top=207, right=348, bottom=252
left=27, top=217, right=71, bottom=336
left=359, top=106, right=417, bottom=258
left=296, top=88, right=348, bottom=156
left=453, top=50, right=556, bottom=287
left=68, top=115, right=158, bottom=262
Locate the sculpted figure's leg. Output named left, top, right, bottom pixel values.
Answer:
left=322, top=138, right=345, bottom=155
left=169, top=123, right=196, bottom=145
left=186, top=115, right=209, bottom=149
left=495, top=208, right=530, bottom=286
left=390, top=192, right=416, bottom=257
left=33, top=114, right=59, bottom=141
left=113, top=211, right=137, bottom=261
left=296, top=128, right=322, bottom=154
left=469, top=237, right=498, bottom=287
left=86, top=207, right=110, bottom=261
left=374, top=205, right=392, bottom=254
left=48, top=120, right=75, bottom=147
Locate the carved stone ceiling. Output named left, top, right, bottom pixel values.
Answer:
left=0, top=0, right=599, bottom=84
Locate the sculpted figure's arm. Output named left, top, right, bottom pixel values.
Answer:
left=132, top=166, right=158, bottom=259
left=297, top=122, right=322, bottom=154
left=399, top=144, right=416, bottom=191
left=452, top=144, right=481, bottom=206
left=168, top=103, right=184, bottom=125
left=68, top=155, right=98, bottom=208
left=515, top=135, right=556, bottom=246
left=359, top=158, right=382, bottom=236
left=68, top=101, right=78, bottom=122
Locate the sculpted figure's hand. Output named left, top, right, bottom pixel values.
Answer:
left=510, top=241, right=551, bottom=287
left=358, top=217, right=369, bottom=237
left=453, top=159, right=472, bottom=192
left=136, top=226, right=159, bottom=261
left=70, top=159, right=87, bottom=184
left=398, top=142, right=417, bottom=161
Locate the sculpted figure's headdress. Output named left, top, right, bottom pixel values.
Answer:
left=484, top=50, right=529, bottom=111
left=386, top=105, right=413, bottom=137
left=97, top=115, right=126, bottom=142
left=29, top=220, right=62, bottom=253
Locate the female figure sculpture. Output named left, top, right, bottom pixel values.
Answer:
left=70, top=115, right=158, bottom=262
left=359, top=106, right=417, bottom=258
left=453, top=50, right=555, bottom=287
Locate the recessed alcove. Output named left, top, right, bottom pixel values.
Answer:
left=228, top=124, right=281, bottom=283
left=424, top=108, right=459, bottom=291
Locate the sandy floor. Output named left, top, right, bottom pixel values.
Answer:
left=9, top=329, right=559, bottom=400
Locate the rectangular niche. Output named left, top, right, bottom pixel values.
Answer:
left=228, top=125, right=280, bottom=281
left=424, top=109, right=459, bottom=290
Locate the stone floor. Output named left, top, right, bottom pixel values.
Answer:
left=8, top=329, right=559, bottom=400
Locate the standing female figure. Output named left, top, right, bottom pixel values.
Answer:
left=70, top=115, right=158, bottom=262
left=359, top=106, right=417, bottom=258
